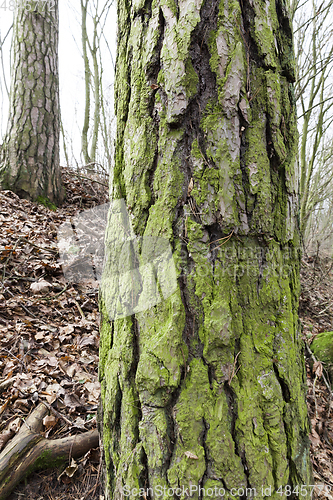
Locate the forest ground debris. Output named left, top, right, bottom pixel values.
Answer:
left=0, top=168, right=107, bottom=500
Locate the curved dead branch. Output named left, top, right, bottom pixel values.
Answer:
left=0, top=403, right=99, bottom=500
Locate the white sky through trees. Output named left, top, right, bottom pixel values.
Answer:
left=0, top=0, right=117, bottom=167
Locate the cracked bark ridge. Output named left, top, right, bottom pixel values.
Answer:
left=99, top=0, right=313, bottom=496
left=0, top=1, right=63, bottom=204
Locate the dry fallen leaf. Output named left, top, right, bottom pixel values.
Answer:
left=79, top=335, right=96, bottom=348
left=42, top=383, right=62, bottom=404
left=64, top=392, right=83, bottom=409
left=187, top=178, right=194, bottom=197
left=0, top=429, right=14, bottom=451
left=13, top=399, right=30, bottom=410
left=2, top=361, right=15, bottom=379
left=85, top=381, right=101, bottom=403
left=309, top=425, right=321, bottom=449
left=30, top=280, right=50, bottom=294
left=9, top=417, right=21, bottom=433
left=60, top=324, right=75, bottom=335
left=43, top=414, right=58, bottom=429
left=73, top=416, right=86, bottom=430
left=65, top=458, right=78, bottom=478
left=58, top=458, right=78, bottom=480
left=47, top=357, right=58, bottom=368
left=313, top=360, right=323, bottom=378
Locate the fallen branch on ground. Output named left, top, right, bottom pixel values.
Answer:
left=0, top=403, right=99, bottom=500
left=71, top=171, right=108, bottom=187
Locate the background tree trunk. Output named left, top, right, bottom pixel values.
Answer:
left=0, top=1, right=63, bottom=204
left=81, top=0, right=92, bottom=166
left=99, top=0, right=313, bottom=497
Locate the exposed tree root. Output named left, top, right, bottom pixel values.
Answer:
left=0, top=403, right=99, bottom=500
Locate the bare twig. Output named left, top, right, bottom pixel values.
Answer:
left=90, top=456, right=102, bottom=498
left=33, top=284, right=68, bottom=302
left=313, top=374, right=318, bottom=419
left=228, top=351, right=241, bottom=385
left=74, top=299, right=86, bottom=320
left=1, top=276, right=35, bottom=282
left=2, top=287, right=39, bottom=320
left=83, top=162, right=108, bottom=173
left=18, top=236, right=58, bottom=254
left=71, top=171, right=108, bottom=188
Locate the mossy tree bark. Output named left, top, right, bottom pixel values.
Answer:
left=99, top=0, right=313, bottom=497
left=0, top=1, right=63, bottom=204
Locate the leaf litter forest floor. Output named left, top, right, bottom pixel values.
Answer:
left=0, top=168, right=333, bottom=499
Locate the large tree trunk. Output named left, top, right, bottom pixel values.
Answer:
left=0, top=1, right=63, bottom=204
left=99, top=0, right=312, bottom=497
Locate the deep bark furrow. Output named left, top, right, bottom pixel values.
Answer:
left=199, top=417, right=209, bottom=500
